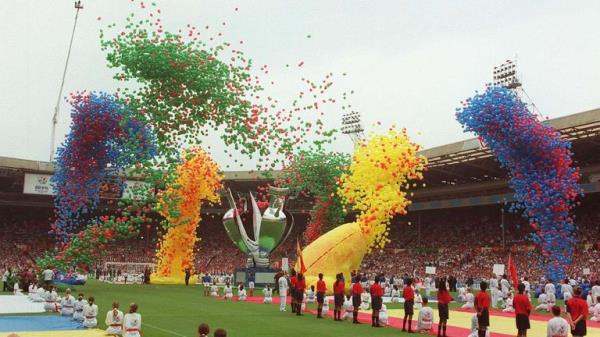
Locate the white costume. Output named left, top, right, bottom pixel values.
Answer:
left=306, top=289, right=315, bottom=303
left=384, top=285, right=392, bottom=297
left=591, top=303, right=600, bottom=322
left=105, top=308, right=124, bottom=335
left=562, top=290, right=572, bottom=303
left=13, top=283, right=23, bottom=295
left=536, top=293, right=549, bottom=311
left=502, top=297, right=514, bottom=313
left=123, top=312, right=142, bottom=337
left=27, top=284, right=35, bottom=297
left=545, top=282, right=556, bottom=298
left=379, top=304, right=389, bottom=326
left=592, top=285, right=600, bottom=305
left=391, top=289, right=400, bottom=303
left=82, top=303, right=98, bottom=328
left=546, top=316, right=569, bottom=337
left=322, top=301, right=330, bottom=315
left=210, top=284, right=219, bottom=297
left=360, top=291, right=371, bottom=310
left=278, top=276, right=288, bottom=312
left=500, top=278, right=510, bottom=297
left=414, top=293, right=423, bottom=310
left=342, top=297, right=353, bottom=320
left=238, top=288, right=247, bottom=301
left=424, top=276, right=433, bottom=297
left=560, top=283, right=573, bottom=299
left=458, top=287, right=467, bottom=302
left=44, top=290, right=58, bottom=312
left=73, top=298, right=85, bottom=321
left=490, top=278, right=499, bottom=308
left=31, top=287, right=45, bottom=302
left=468, top=314, right=490, bottom=337
left=249, top=281, right=255, bottom=292
left=60, top=295, right=76, bottom=316
left=224, top=285, right=233, bottom=299
left=492, top=288, right=504, bottom=308
left=547, top=292, right=556, bottom=310
left=462, top=292, right=475, bottom=309
left=416, top=306, right=434, bottom=332
left=263, top=288, right=273, bottom=304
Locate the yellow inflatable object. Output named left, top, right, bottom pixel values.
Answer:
left=297, top=130, right=426, bottom=291
left=151, top=149, right=222, bottom=284
left=300, top=222, right=367, bottom=290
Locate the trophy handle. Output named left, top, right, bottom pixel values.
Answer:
left=249, top=192, right=262, bottom=242
left=224, top=188, right=259, bottom=254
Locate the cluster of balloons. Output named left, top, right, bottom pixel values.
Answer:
left=456, top=86, right=582, bottom=281
left=50, top=92, right=155, bottom=240
left=276, top=148, right=351, bottom=243
left=152, top=149, right=222, bottom=284
left=339, top=129, right=427, bottom=251
left=99, top=1, right=347, bottom=171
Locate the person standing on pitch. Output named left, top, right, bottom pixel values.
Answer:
left=566, top=287, right=588, bottom=337
left=333, top=273, right=345, bottom=321
left=278, top=272, right=289, bottom=312
left=475, top=281, right=491, bottom=337
left=184, top=267, right=192, bottom=286
left=402, top=278, right=415, bottom=333
left=316, top=273, right=327, bottom=319
left=295, top=273, right=306, bottom=316
left=351, top=273, right=363, bottom=324
left=437, top=280, right=453, bottom=337
left=370, top=275, right=384, bottom=327
left=514, top=283, right=532, bottom=337
left=513, top=283, right=533, bottom=337
left=289, top=269, right=298, bottom=314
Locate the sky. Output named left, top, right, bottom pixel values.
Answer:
left=1, top=0, right=599, bottom=170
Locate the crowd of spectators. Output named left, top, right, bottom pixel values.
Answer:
left=1, top=197, right=598, bottom=287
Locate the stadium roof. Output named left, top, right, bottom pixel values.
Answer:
left=1, top=107, right=600, bottom=211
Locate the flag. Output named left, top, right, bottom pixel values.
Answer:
left=296, top=238, right=307, bottom=274
left=508, top=254, right=518, bottom=289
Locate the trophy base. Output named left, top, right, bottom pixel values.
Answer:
left=234, top=266, right=280, bottom=288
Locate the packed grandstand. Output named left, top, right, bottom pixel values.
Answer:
left=1, top=108, right=599, bottom=286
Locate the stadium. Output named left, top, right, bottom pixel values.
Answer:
left=1, top=1, right=600, bottom=337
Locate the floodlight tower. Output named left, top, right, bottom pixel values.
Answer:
left=492, top=58, right=542, bottom=118
left=50, top=1, right=84, bottom=161
left=341, top=111, right=364, bottom=145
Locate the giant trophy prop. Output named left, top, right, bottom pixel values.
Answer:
left=222, top=186, right=294, bottom=286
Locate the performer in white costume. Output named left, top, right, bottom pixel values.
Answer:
left=342, top=295, right=353, bottom=321
left=44, top=287, right=58, bottom=312
left=73, top=293, right=86, bottom=321
left=462, top=288, right=475, bottom=309
left=123, top=303, right=142, bottom=337
left=414, top=291, right=423, bottom=310
left=105, top=301, right=124, bottom=336
left=82, top=297, right=98, bottom=328
left=378, top=303, right=389, bottom=326
left=263, top=285, right=273, bottom=304
left=60, top=288, right=76, bottom=316
left=391, top=285, right=400, bottom=303
left=306, top=285, right=316, bottom=304
left=210, top=282, right=219, bottom=297
left=536, top=290, right=549, bottom=311
left=416, top=298, right=434, bottom=333
left=468, top=313, right=490, bottom=337
left=238, top=285, right=247, bottom=301
left=223, top=283, right=233, bottom=300
left=360, top=289, right=371, bottom=310
left=278, top=273, right=288, bottom=312
left=502, top=292, right=514, bottom=313
left=546, top=305, right=569, bottom=337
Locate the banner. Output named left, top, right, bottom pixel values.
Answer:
left=425, top=266, right=436, bottom=275
left=23, top=173, right=54, bottom=195
left=281, top=258, right=289, bottom=272
left=493, top=264, right=505, bottom=276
